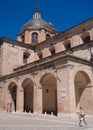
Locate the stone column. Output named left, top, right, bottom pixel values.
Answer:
left=56, top=65, right=76, bottom=116
left=56, top=68, right=66, bottom=116
left=16, top=80, right=24, bottom=113
left=68, top=65, right=76, bottom=114
left=16, top=88, right=24, bottom=112
left=38, top=87, right=42, bottom=114
left=33, top=85, right=38, bottom=114
left=33, top=77, right=42, bottom=114
left=57, top=76, right=64, bottom=115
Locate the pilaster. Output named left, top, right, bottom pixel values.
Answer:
left=16, top=88, right=24, bottom=112
left=16, top=81, right=24, bottom=112
left=33, top=77, right=42, bottom=114
left=68, top=65, right=76, bottom=114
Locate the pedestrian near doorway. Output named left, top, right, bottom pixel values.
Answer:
left=77, top=107, right=87, bottom=127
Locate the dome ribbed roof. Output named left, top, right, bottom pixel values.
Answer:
left=21, top=19, right=57, bottom=32
left=20, top=7, right=58, bottom=33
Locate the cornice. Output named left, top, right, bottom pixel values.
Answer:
left=0, top=54, right=92, bottom=82
left=0, top=37, right=34, bottom=50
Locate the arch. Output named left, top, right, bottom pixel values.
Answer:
left=74, top=71, right=92, bottom=114
left=46, top=34, right=50, bottom=40
left=63, top=40, right=71, bottom=50
left=22, top=78, right=34, bottom=113
left=80, top=32, right=90, bottom=43
left=8, top=82, right=17, bottom=112
left=49, top=45, right=55, bottom=55
left=40, top=73, right=57, bottom=115
left=32, top=32, right=38, bottom=43
left=21, top=35, right=25, bottom=43
left=23, top=51, right=30, bottom=64
left=37, top=51, right=43, bottom=59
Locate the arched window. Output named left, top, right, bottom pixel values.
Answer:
left=80, top=32, right=90, bottom=43
left=49, top=46, right=55, bottom=55
left=32, top=32, right=38, bottom=43
left=21, top=35, right=25, bottom=43
left=37, top=51, right=43, bottom=60
left=23, top=52, right=30, bottom=64
left=83, top=36, right=90, bottom=43
left=63, top=40, right=71, bottom=50
left=66, top=43, right=71, bottom=50
left=46, top=34, right=50, bottom=40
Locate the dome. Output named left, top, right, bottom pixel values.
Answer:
left=20, top=7, right=58, bottom=33
left=21, top=19, right=57, bottom=32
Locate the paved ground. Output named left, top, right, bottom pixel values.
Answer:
left=0, top=112, right=93, bottom=130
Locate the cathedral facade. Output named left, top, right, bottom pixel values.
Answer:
left=0, top=7, right=93, bottom=116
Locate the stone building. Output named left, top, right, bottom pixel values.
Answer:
left=0, top=7, right=93, bottom=116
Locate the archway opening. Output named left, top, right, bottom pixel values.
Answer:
left=46, top=34, right=50, bottom=40
left=8, top=82, right=17, bottom=112
left=23, top=51, right=30, bottom=64
left=21, top=35, right=25, bottom=43
left=80, top=32, right=90, bottom=43
left=40, top=73, right=57, bottom=116
left=74, top=71, right=92, bottom=115
left=49, top=46, right=55, bottom=56
left=22, top=78, right=34, bottom=113
left=37, top=51, right=43, bottom=60
left=63, top=40, right=71, bottom=50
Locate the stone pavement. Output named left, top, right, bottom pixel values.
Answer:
left=0, top=112, right=93, bottom=130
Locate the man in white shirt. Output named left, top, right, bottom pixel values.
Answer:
left=78, top=107, right=87, bottom=127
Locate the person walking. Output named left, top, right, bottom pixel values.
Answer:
left=77, top=107, right=87, bottom=127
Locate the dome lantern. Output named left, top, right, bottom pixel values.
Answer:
left=33, top=6, right=41, bottom=19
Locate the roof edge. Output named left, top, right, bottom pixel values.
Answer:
left=0, top=37, right=34, bottom=50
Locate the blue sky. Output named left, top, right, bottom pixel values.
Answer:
left=0, top=0, right=93, bottom=40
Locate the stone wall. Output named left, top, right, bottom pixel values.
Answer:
left=1, top=42, right=35, bottom=75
